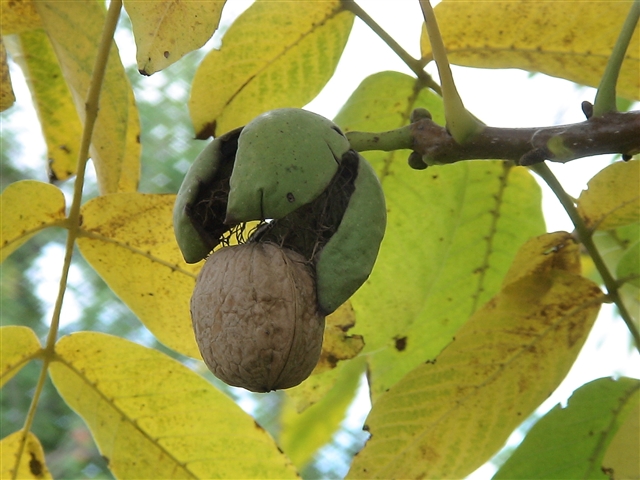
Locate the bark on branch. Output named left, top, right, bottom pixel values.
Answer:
left=410, top=109, right=640, bottom=167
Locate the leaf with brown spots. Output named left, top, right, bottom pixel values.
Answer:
left=348, top=233, right=603, bottom=479
left=1, top=180, right=67, bottom=263
left=420, top=0, right=639, bottom=100
left=0, top=430, right=52, bottom=479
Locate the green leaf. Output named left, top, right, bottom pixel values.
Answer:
left=1, top=430, right=52, bottom=479
left=0, top=326, right=42, bottom=388
left=35, top=0, right=140, bottom=194
left=618, top=239, right=640, bottom=287
left=577, top=160, right=639, bottom=231
left=602, top=388, right=640, bottom=479
left=50, top=332, right=298, bottom=479
left=280, top=356, right=365, bottom=469
left=8, top=29, right=84, bottom=182
left=124, top=0, right=226, bottom=75
left=77, top=193, right=201, bottom=358
left=334, top=71, right=546, bottom=398
left=189, top=0, right=354, bottom=138
left=421, top=0, right=639, bottom=101
left=0, top=180, right=66, bottom=263
left=494, top=377, right=640, bottom=479
left=348, top=233, right=603, bottom=479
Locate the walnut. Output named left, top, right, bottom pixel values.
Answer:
left=191, top=242, right=325, bottom=392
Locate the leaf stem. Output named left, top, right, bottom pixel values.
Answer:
left=13, top=1, right=123, bottom=477
left=593, top=0, right=640, bottom=116
left=530, top=162, right=640, bottom=353
left=419, top=0, right=484, bottom=144
left=341, top=0, right=441, bottom=95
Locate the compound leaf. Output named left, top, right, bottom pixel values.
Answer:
left=348, top=233, right=603, bottom=479
left=189, top=0, right=354, bottom=137
left=421, top=0, right=639, bottom=100
left=1, top=430, right=52, bottom=479
left=77, top=193, right=201, bottom=358
left=494, top=377, right=640, bottom=479
left=50, top=332, right=297, bottom=479
left=334, top=71, right=546, bottom=398
left=0, top=326, right=42, bottom=388
left=124, top=0, right=226, bottom=75
left=0, top=180, right=66, bottom=263
left=35, top=0, right=140, bottom=194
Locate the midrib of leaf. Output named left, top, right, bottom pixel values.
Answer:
left=78, top=230, right=198, bottom=279
left=470, top=162, right=511, bottom=313
left=450, top=46, right=617, bottom=61
left=220, top=3, right=346, bottom=112
left=52, top=355, right=198, bottom=479
left=3, top=219, right=68, bottom=251
left=387, top=291, right=606, bottom=466
left=584, top=382, right=640, bottom=477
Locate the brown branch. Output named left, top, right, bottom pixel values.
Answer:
left=409, top=109, right=640, bottom=167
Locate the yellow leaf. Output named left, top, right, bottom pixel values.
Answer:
left=421, top=0, right=639, bottom=100
left=502, top=231, right=581, bottom=286
left=315, top=301, right=364, bottom=374
left=280, top=356, right=365, bottom=469
left=125, top=0, right=226, bottom=75
left=1, top=430, right=52, bottom=479
left=1, top=38, right=15, bottom=111
left=77, top=193, right=201, bottom=358
left=189, top=0, right=354, bottom=137
left=35, top=0, right=140, bottom=194
left=577, top=160, right=639, bottom=230
left=1, top=326, right=42, bottom=388
left=0, top=0, right=41, bottom=34
left=348, top=235, right=603, bottom=479
left=8, top=29, right=84, bottom=182
left=0, top=180, right=66, bottom=262
left=50, top=332, right=298, bottom=479
left=602, top=389, right=640, bottom=479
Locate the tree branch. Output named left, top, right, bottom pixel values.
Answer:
left=346, top=109, right=640, bottom=167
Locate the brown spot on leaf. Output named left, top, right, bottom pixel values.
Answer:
left=29, top=452, right=42, bottom=477
left=394, top=336, right=407, bottom=351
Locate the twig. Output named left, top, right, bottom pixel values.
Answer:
left=13, top=1, right=123, bottom=478
left=345, top=110, right=640, bottom=167
left=341, top=0, right=441, bottom=95
left=531, top=163, right=640, bottom=353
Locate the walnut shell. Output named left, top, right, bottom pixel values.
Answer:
left=191, top=243, right=325, bottom=392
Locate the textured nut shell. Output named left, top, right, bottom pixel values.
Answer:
left=191, top=243, right=325, bottom=392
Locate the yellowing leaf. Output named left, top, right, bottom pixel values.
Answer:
left=577, top=160, right=639, bottom=230
left=0, top=430, right=52, bottom=479
left=602, top=386, right=640, bottom=479
left=1, top=38, right=15, bottom=111
left=9, top=29, right=83, bottom=182
left=189, top=0, right=354, bottom=137
left=502, top=231, right=581, bottom=286
left=334, top=72, right=546, bottom=398
left=125, top=0, right=226, bottom=75
left=315, top=302, right=364, bottom=374
left=348, top=238, right=603, bottom=479
left=1, top=326, right=42, bottom=387
left=0, top=0, right=41, bottom=34
left=281, top=357, right=365, bottom=469
left=494, top=377, right=640, bottom=479
left=35, top=0, right=140, bottom=194
left=420, top=0, right=640, bottom=100
left=50, top=332, right=298, bottom=479
left=0, top=180, right=66, bottom=262
left=77, top=193, right=201, bottom=358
